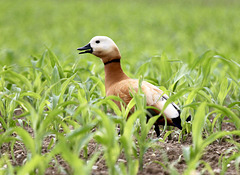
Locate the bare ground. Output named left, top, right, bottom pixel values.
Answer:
left=0, top=117, right=239, bottom=175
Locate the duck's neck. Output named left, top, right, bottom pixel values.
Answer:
left=104, top=61, right=129, bottom=91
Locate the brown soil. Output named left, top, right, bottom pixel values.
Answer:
left=0, top=117, right=239, bottom=175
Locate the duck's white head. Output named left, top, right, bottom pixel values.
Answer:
left=77, top=36, right=121, bottom=64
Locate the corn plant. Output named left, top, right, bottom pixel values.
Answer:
left=1, top=1, right=240, bottom=174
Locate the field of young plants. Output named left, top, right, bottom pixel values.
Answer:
left=0, top=0, right=240, bottom=174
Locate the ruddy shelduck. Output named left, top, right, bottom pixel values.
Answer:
left=77, top=36, right=190, bottom=136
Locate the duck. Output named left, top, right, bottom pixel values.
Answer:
left=77, top=36, right=190, bottom=136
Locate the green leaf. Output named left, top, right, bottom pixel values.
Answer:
left=7, top=127, right=36, bottom=155
left=0, top=70, right=32, bottom=90
left=90, top=76, right=105, bottom=96
left=208, top=103, right=240, bottom=129
left=20, top=92, right=41, bottom=99
left=58, top=73, right=76, bottom=104
left=217, top=78, right=231, bottom=105
left=18, top=155, right=45, bottom=175
left=51, top=65, right=61, bottom=95
left=192, top=102, right=206, bottom=151
left=47, top=48, right=64, bottom=79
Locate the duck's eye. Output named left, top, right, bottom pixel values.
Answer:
left=96, top=40, right=100, bottom=44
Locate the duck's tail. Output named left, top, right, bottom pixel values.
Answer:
left=146, top=108, right=191, bottom=137
left=171, top=114, right=191, bottom=130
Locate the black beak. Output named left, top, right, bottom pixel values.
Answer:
left=77, top=43, right=93, bottom=54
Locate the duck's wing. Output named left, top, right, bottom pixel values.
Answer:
left=141, top=81, right=182, bottom=129
left=107, top=79, right=182, bottom=129
left=108, top=79, right=180, bottom=118
left=141, top=81, right=180, bottom=118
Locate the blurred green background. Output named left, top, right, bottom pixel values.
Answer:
left=0, top=0, right=240, bottom=69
